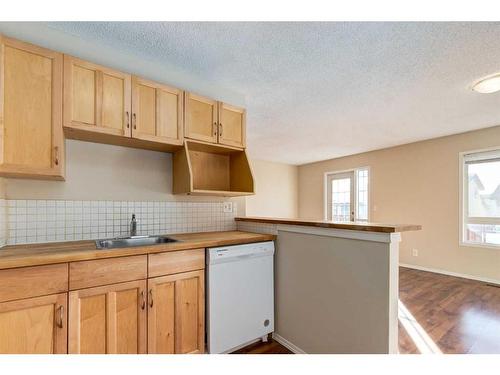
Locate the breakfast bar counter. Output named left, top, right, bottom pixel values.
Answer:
left=236, top=216, right=421, bottom=354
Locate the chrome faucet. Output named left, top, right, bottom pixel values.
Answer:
left=130, top=214, right=137, bottom=237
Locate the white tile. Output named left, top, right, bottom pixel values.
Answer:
left=1, top=199, right=237, bottom=246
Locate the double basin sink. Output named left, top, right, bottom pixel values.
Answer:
left=95, top=235, right=179, bottom=249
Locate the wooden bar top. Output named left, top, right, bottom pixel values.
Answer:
left=0, top=231, right=276, bottom=270
left=236, top=216, right=422, bottom=233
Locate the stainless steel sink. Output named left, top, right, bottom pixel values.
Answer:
left=95, top=235, right=179, bottom=249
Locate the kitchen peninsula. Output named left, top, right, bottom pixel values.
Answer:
left=236, top=216, right=421, bottom=354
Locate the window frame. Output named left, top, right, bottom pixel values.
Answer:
left=323, top=166, right=371, bottom=222
left=459, top=147, right=500, bottom=249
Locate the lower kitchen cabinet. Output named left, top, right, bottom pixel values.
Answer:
left=0, top=247, right=212, bottom=354
left=148, top=270, right=205, bottom=354
left=68, top=280, right=147, bottom=354
left=0, top=293, right=67, bottom=354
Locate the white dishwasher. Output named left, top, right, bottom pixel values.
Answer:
left=207, top=241, right=275, bottom=354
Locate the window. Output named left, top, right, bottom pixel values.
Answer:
left=325, top=167, right=370, bottom=222
left=356, top=169, right=369, bottom=221
left=461, top=149, right=500, bottom=247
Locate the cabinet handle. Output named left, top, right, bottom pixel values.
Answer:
left=133, top=113, right=137, bottom=129
left=54, top=146, right=59, bottom=166
left=126, top=111, right=130, bottom=129
left=219, top=123, right=223, bottom=137
left=140, top=290, right=146, bottom=310
left=149, top=289, right=153, bottom=308
left=213, top=122, right=217, bottom=136
left=57, top=305, right=64, bottom=328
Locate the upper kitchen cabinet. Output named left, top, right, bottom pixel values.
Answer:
left=131, top=76, right=183, bottom=146
left=184, top=92, right=246, bottom=149
left=184, top=92, right=218, bottom=144
left=173, top=140, right=255, bottom=197
left=218, top=102, right=246, bottom=148
left=63, top=55, right=131, bottom=139
left=0, top=35, right=64, bottom=180
left=64, top=56, right=182, bottom=152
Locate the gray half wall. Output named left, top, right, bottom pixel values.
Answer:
left=274, top=230, right=396, bottom=353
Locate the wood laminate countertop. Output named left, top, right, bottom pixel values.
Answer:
left=0, top=231, right=276, bottom=270
left=236, top=216, right=422, bottom=233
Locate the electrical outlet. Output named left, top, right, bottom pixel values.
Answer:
left=412, top=249, right=419, bottom=257
left=223, top=202, right=233, bottom=213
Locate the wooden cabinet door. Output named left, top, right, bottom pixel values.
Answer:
left=218, top=102, right=246, bottom=148
left=63, top=55, right=131, bottom=138
left=68, top=280, right=146, bottom=354
left=184, top=92, right=218, bottom=143
left=0, top=35, right=64, bottom=180
left=0, top=293, right=67, bottom=354
left=175, top=270, right=205, bottom=354
left=131, top=76, right=183, bottom=145
left=148, top=270, right=205, bottom=354
left=147, top=276, right=175, bottom=353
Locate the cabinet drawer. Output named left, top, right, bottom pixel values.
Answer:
left=0, top=264, right=68, bottom=303
left=149, top=249, right=205, bottom=277
left=69, top=255, right=147, bottom=290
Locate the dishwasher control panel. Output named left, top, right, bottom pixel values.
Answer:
left=208, top=241, right=274, bottom=264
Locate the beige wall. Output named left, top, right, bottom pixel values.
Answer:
left=3, top=141, right=300, bottom=220
left=5, top=140, right=246, bottom=212
left=298, top=125, right=500, bottom=282
left=245, top=160, right=298, bottom=218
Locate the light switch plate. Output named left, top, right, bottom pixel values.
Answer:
left=223, top=202, right=233, bottom=213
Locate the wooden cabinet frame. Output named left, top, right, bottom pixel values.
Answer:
left=173, top=140, right=255, bottom=196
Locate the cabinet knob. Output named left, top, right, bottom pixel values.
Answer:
left=213, top=122, right=217, bottom=136
left=126, top=111, right=130, bottom=129
left=133, top=113, right=137, bottom=129
left=219, top=123, right=223, bottom=137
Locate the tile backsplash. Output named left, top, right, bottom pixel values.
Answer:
left=3, top=200, right=237, bottom=246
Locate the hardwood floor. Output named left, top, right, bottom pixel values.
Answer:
left=235, top=267, right=500, bottom=354
left=232, top=338, right=292, bottom=354
left=399, top=267, right=500, bottom=354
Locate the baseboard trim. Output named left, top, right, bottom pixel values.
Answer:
left=272, top=333, right=306, bottom=354
left=400, top=263, right=500, bottom=286
left=225, top=338, right=261, bottom=354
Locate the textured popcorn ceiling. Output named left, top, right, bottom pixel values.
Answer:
left=49, top=22, right=500, bottom=165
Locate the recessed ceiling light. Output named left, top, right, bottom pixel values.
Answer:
left=472, top=74, right=500, bottom=94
